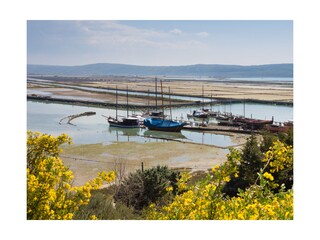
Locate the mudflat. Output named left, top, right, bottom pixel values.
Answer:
left=61, top=133, right=249, bottom=186
left=27, top=77, right=293, bottom=104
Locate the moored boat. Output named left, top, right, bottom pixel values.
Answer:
left=142, top=110, right=165, bottom=119
left=215, top=114, right=234, bottom=125
left=233, top=116, right=274, bottom=130
left=187, top=110, right=209, bottom=119
left=144, top=79, right=185, bottom=132
left=106, top=85, right=140, bottom=128
left=143, top=117, right=185, bottom=132
left=108, top=116, right=139, bottom=128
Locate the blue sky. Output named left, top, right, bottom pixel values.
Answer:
left=27, top=20, right=293, bottom=66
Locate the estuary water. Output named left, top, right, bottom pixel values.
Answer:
left=27, top=100, right=293, bottom=146
left=27, top=101, right=236, bottom=147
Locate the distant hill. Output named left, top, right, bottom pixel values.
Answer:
left=27, top=63, right=293, bottom=78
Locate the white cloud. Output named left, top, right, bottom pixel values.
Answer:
left=170, top=28, right=182, bottom=35
left=76, top=21, right=168, bottom=47
left=195, top=32, right=209, bottom=37
left=76, top=22, right=204, bottom=52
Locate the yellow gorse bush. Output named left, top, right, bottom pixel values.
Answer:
left=264, top=140, right=293, bottom=173
left=146, top=141, right=293, bottom=220
left=27, top=131, right=116, bottom=220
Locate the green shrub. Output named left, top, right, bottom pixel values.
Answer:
left=73, top=188, right=140, bottom=220
left=114, top=165, right=180, bottom=212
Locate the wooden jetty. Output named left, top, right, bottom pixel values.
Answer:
left=182, top=125, right=259, bottom=134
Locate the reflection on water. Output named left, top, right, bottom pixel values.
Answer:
left=182, top=131, right=234, bottom=147
left=108, top=127, right=141, bottom=136
left=108, top=127, right=142, bottom=142
left=143, top=130, right=187, bottom=140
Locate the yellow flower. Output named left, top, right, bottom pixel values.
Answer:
left=90, top=215, right=98, bottom=220
left=263, top=172, right=274, bottom=181
left=166, top=186, right=173, bottom=192
left=238, top=213, right=245, bottom=220
left=223, top=176, right=231, bottom=182
left=285, top=211, right=290, bottom=219
left=211, top=165, right=219, bottom=172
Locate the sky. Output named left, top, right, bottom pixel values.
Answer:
left=27, top=20, right=293, bottom=66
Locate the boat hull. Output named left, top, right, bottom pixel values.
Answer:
left=108, top=117, right=140, bottom=128
left=233, top=117, right=274, bottom=130
left=143, top=118, right=185, bottom=132
left=187, top=110, right=208, bottom=119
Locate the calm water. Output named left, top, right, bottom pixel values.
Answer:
left=27, top=100, right=293, bottom=146
left=27, top=101, right=239, bottom=147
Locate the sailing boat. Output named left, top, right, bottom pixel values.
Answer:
left=107, top=85, right=140, bottom=128
left=142, top=77, right=165, bottom=119
left=143, top=80, right=185, bottom=132
left=186, top=85, right=208, bottom=119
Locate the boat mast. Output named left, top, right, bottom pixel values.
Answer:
left=147, top=89, right=150, bottom=114
left=202, top=84, right=204, bottom=109
left=169, top=86, right=172, bottom=121
left=155, top=77, right=158, bottom=111
left=243, top=98, right=246, bottom=118
left=210, top=90, right=213, bottom=111
left=116, top=85, right=118, bottom=121
left=126, top=85, right=129, bottom=118
left=160, top=79, right=164, bottom=119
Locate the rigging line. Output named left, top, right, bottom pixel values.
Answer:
left=60, top=155, right=215, bottom=170
left=60, top=155, right=146, bottom=167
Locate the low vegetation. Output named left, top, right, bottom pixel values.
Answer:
left=27, top=131, right=115, bottom=220
left=145, top=139, right=293, bottom=220
left=27, top=130, right=293, bottom=220
left=114, top=165, right=180, bottom=212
